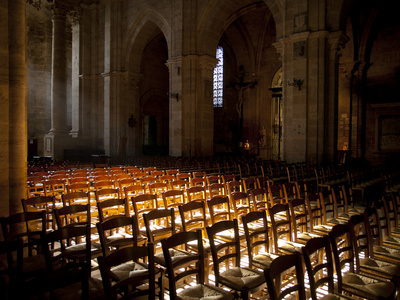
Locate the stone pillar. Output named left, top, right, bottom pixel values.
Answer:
left=125, top=72, right=142, bottom=157
left=280, top=32, right=310, bottom=163
left=7, top=0, right=27, bottom=215
left=103, top=1, right=124, bottom=158
left=199, top=55, right=217, bottom=156
left=327, top=31, right=349, bottom=163
left=45, top=4, right=69, bottom=159
left=68, top=9, right=81, bottom=138
left=166, top=57, right=183, bottom=157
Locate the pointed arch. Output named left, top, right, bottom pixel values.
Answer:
left=122, top=8, right=171, bottom=73
left=196, top=0, right=283, bottom=57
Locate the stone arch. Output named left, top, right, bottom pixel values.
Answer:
left=196, top=0, right=283, bottom=57
left=122, top=8, right=171, bottom=73
left=327, top=0, right=354, bottom=32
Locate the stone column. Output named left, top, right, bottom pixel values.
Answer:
left=166, top=57, right=183, bottom=157
left=8, top=0, right=27, bottom=215
left=125, top=72, right=142, bottom=157
left=68, top=9, right=81, bottom=138
left=49, top=6, right=67, bottom=134
left=199, top=55, right=217, bottom=156
left=45, top=4, right=68, bottom=159
left=326, top=31, right=349, bottom=163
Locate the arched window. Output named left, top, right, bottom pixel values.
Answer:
left=213, top=46, right=223, bottom=107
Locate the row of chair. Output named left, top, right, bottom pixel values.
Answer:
left=3, top=189, right=400, bottom=298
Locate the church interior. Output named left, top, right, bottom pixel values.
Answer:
left=1, top=0, right=400, bottom=299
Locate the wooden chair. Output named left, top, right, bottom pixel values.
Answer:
left=267, top=182, right=285, bottom=205
left=161, top=189, right=185, bottom=228
left=349, top=212, right=400, bottom=287
left=96, top=197, right=129, bottom=223
left=43, top=179, right=65, bottom=206
left=96, top=215, right=138, bottom=256
left=243, top=177, right=257, bottom=193
left=207, top=195, right=233, bottom=224
left=43, top=223, right=104, bottom=296
left=27, top=175, right=45, bottom=198
left=21, top=195, right=56, bottom=230
left=208, top=182, right=226, bottom=198
left=0, top=211, right=48, bottom=280
left=230, top=191, right=253, bottom=220
left=66, top=182, right=91, bottom=193
left=94, top=188, right=119, bottom=203
left=329, top=223, right=397, bottom=300
left=143, top=208, right=176, bottom=266
left=283, top=182, right=297, bottom=203
left=162, top=230, right=234, bottom=300
left=302, top=236, right=353, bottom=300
left=242, top=211, right=278, bottom=270
left=131, top=193, right=158, bottom=238
left=269, top=203, right=303, bottom=255
left=364, top=204, right=400, bottom=265
left=98, top=244, right=164, bottom=300
left=186, top=186, right=207, bottom=203
left=148, top=182, right=169, bottom=208
left=263, top=253, right=306, bottom=300
left=249, top=188, right=270, bottom=212
left=206, top=219, right=266, bottom=300
left=54, top=203, right=91, bottom=228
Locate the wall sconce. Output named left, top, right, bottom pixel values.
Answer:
left=170, top=92, right=179, bottom=102
left=128, top=115, right=136, bottom=128
left=288, top=78, right=304, bottom=91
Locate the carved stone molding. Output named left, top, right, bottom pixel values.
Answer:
left=199, top=55, right=218, bottom=79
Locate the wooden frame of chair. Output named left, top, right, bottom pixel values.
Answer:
left=250, top=188, right=271, bottom=212
left=131, top=193, right=158, bottom=236
left=301, top=236, right=353, bottom=300
left=96, top=215, right=138, bottom=256
left=186, top=185, right=206, bottom=203
left=243, top=177, right=257, bottom=193
left=329, top=223, right=397, bottom=300
left=242, top=210, right=278, bottom=270
left=54, top=203, right=91, bottom=229
left=263, top=253, right=306, bottom=300
left=207, top=195, right=233, bottom=224
left=161, top=230, right=234, bottom=300
left=97, top=243, right=163, bottom=300
left=349, top=212, right=400, bottom=287
left=208, top=182, right=227, bottom=198
left=206, top=219, right=266, bottom=300
left=96, top=197, right=129, bottom=223
left=269, top=203, right=303, bottom=255
left=1, top=211, right=47, bottom=263
left=21, top=195, right=56, bottom=230
left=229, top=191, right=253, bottom=220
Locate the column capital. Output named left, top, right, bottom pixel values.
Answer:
left=328, top=31, right=350, bottom=59
left=67, top=7, right=82, bottom=26
left=199, top=55, right=218, bottom=79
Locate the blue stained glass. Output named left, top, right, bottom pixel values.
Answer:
left=213, top=46, right=224, bottom=107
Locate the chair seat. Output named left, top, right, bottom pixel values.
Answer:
left=277, top=239, right=303, bottom=254
left=342, top=272, right=396, bottom=299
left=154, top=248, right=194, bottom=266
left=373, top=245, right=400, bottom=259
left=382, top=235, right=400, bottom=248
left=64, top=242, right=102, bottom=257
left=51, top=277, right=104, bottom=300
left=177, top=283, right=235, bottom=300
left=360, top=257, right=400, bottom=277
left=109, top=261, right=148, bottom=281
left=219, top=267, right=265, bottom=290
left=252, top=253, right=278, bottom=269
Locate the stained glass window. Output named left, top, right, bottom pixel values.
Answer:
left=213, top=46, right=223, bottom=107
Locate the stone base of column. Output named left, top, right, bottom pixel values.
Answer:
left=259, top=146, right=268, bottom=160
left=44, top=132, right=75, bottom=160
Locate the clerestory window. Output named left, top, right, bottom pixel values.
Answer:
left=213, top=46, right=224, bottom=107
